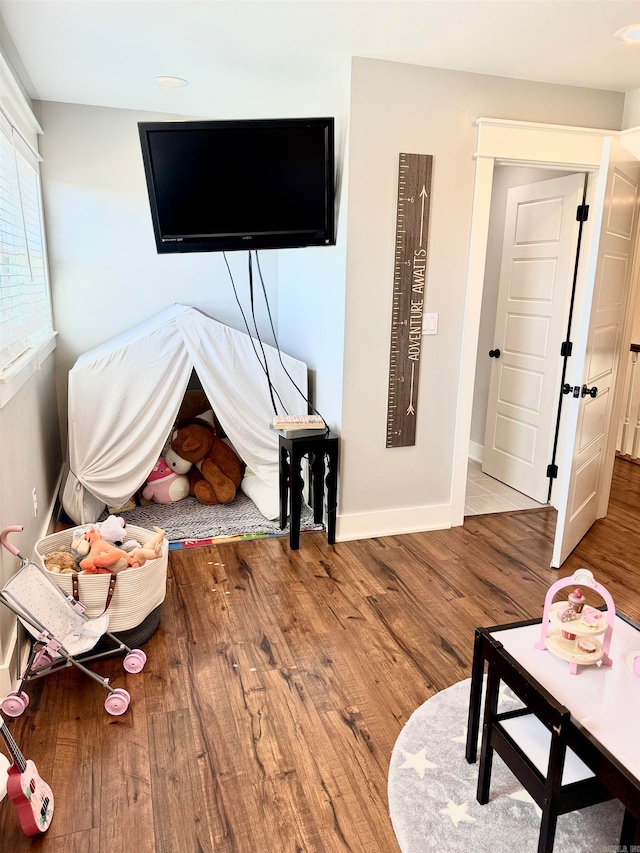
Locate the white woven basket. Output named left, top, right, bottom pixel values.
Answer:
left=35, top=525, right=168, bottom=632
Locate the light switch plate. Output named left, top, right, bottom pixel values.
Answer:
left=423, top=313, right=438, bottom=335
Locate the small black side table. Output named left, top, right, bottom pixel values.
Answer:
left=278, top=431, right=339, bottom=550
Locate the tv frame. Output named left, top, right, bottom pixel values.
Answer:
left=138, top=117, right=336, bottom=254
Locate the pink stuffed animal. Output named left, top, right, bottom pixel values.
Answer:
left=142, top=456, right=189, bottom=504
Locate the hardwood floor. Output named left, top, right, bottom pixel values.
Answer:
left=2, top=458, right=639, bottom=852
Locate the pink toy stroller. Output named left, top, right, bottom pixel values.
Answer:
left=0, top=526, right=147, bottom=716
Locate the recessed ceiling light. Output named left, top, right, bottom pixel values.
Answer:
left=615, top=23, right=640, bottom=42
left=154, top=76, right=189, bottom=89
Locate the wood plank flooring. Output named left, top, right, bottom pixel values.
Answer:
left=1, top=458, right=639, bottom=851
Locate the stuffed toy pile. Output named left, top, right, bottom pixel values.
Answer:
left=43, top=516, right=165, bottom=575
left=167, top=391, right=244, bottom=507
left=138, top=390, right=244, bottom=508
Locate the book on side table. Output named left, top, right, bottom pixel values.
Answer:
left=271, top=415, right=327, bottom=439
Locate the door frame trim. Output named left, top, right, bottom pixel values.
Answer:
left=452, top=118, right=615, bottom=526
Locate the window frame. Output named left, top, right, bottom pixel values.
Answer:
left=0, top=56, right=56, bottom=408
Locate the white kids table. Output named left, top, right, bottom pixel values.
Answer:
left=465, top=612, right=640, bottom=852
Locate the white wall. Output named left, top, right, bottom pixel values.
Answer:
left=623, top=88, right=640, bottom=130
left=277, top=197, right=349, bottom=432
left=470, top=165, right=572, bottom=458
left=276, top=62, right=351, bottom=433
left=337, top=58, right=624, bottom=540
left=35, top=101, right=280, bottom=437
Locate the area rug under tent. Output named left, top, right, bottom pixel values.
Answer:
left=388, top=678, right=624, bottom=853
left=102, top=493, right=323, bottom=546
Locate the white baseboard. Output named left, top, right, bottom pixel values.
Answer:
left=336, top=502, right=452, bottom=542
left=469, top=440, right=484, bottom=464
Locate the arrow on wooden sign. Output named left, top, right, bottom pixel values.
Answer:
left=386, top=153, right=433, bottom=448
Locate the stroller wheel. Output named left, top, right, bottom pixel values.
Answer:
left=33, top=649, right=54, bottom=672
left=123, top=650, right=147, bottom=673
left=104, top=688, right=130, bottom=716
left=1, top=691, right=29, bottom=717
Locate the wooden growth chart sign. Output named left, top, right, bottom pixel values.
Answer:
left=386, top=153, right=433, bottom=448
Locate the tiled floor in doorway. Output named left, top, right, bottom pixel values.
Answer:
left=465, top=459, right=546, bottom=516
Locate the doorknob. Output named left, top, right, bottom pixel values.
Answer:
left=581, top=385, right=598, bottom=398
left=489, top=349, right=501, bottom=359
left=562, top=384, right=581, bottom=397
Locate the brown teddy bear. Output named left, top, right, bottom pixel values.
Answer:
left=170, top=418, right=244, bottom=506
left=44, top=545, right=78, bottom=574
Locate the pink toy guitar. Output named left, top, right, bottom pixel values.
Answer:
left=0, top=718, right=54, bottom=835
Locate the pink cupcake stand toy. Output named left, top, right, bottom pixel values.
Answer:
left=535, top=568, right=615, bottom=675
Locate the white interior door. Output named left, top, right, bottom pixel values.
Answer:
left=552, top=140, right=640, bottom=567
left=482, top=173, right=585, bottom=502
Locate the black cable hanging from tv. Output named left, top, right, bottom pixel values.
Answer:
left=222, top=251, right=288, bottom=415
left=223, top=250, right=330, bottom=429
left=247, top=251, right=278, bottom=416
left=254, top=252, right=329, bottom=432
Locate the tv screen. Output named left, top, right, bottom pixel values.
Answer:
left=138, top=117, right=335, bottom=253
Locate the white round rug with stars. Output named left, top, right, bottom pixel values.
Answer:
left=388, top=678, right=624, bottom=853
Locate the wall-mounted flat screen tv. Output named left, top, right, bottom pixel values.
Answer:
left=138, top=117, right=335, bottom=253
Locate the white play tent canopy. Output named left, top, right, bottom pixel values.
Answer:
left=63, top=304, right=308, bottom=524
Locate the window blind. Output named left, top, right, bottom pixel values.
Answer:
left=0, top=112, right=52, bottom=374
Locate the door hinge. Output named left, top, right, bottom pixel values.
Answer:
left=576, top=204, right=589, bottom=222
left=560, top=341, right=573, bottom=357
left=546, top=463, right=558, bottom=479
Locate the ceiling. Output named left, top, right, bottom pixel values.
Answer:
left=1, top=1, right=639, bottom=120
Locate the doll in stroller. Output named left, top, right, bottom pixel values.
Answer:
left=0, top=526, right=150, bottom=716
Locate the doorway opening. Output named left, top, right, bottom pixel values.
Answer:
left=454, top=119, right=640, bottom=567
left=464, top=163, right=585, bottom=518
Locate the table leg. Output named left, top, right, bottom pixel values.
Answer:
left=537, top=809, right=559, bottom=853
left=537, top=722, right=568, bottom=853
left=620, top=809, right=640, bottom=847
left=290, top=449, right=304, bottom=550
left=477, top=663, right=500, bottom=804
left=310, top=450, right=325, bottom=524
left=466, top=628, right=485, bottom=763
left=325, top=444, right=338, bottom=546
left=279, top=445, right=290, bottom=530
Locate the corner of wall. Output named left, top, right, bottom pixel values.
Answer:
left=623, top=88, right=640, bottom=131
